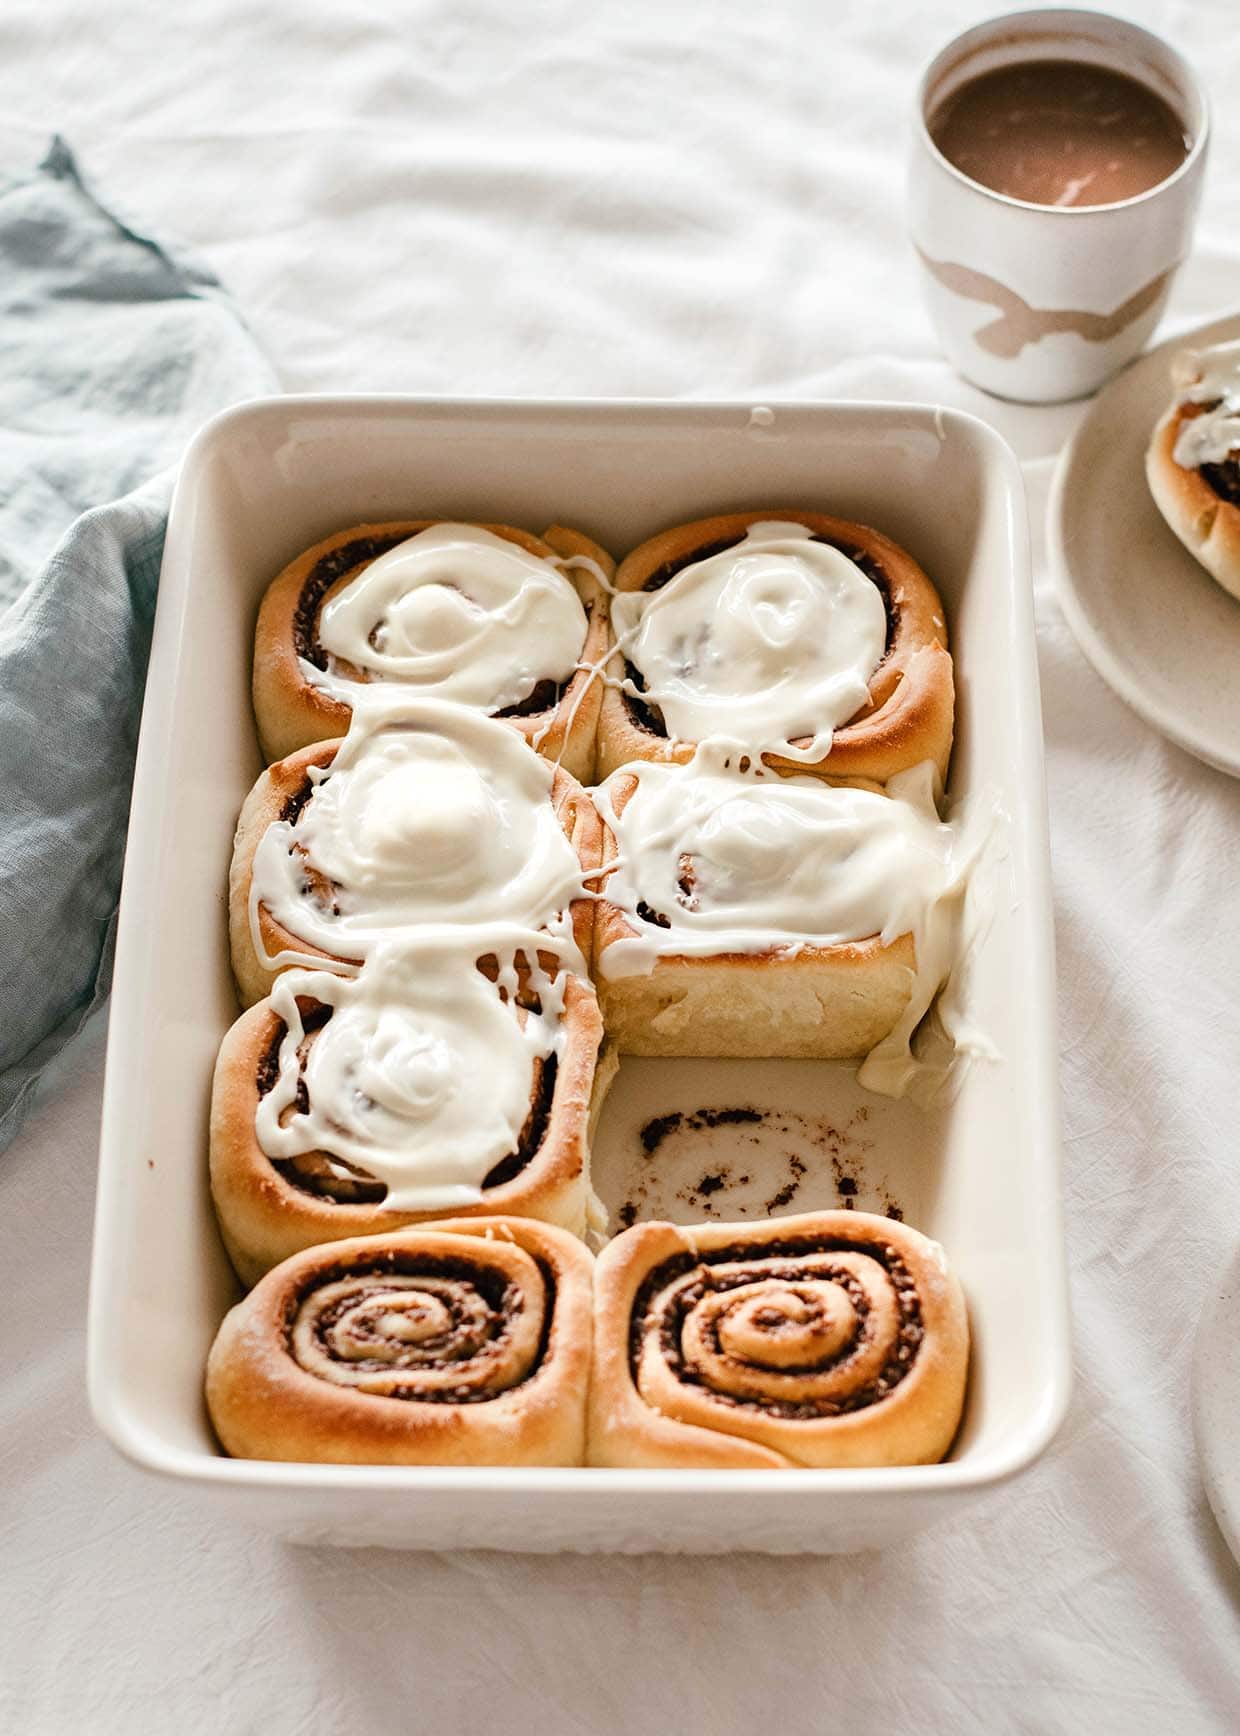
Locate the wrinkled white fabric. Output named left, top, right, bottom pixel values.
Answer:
left=4, top=1, right=1240, bottom=1731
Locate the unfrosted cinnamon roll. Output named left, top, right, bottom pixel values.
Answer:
left=211, top=940, right=607, bottom=1285
left=228, top=697, right=601, bottom=1007
left=206, top=1218, right=593, bottom=1465
left=589, top=1212, right=968, bottom=1469
left=1147, top=341, right=1240, bottom=601
left=596, top=511, right=953, bottom=783
left=252, top=519, right=612, bottom=778
left=591, top=749, right=967, bottom=1080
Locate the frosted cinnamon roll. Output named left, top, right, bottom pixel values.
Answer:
left=596, top=511, right=953, bottom=782
left=207, top=1218, right=593, bottom=1465
left=228, top=696, right=600, bottom=1007
left=1147, top=342, right=1240, bottom=601
left=589, top=1212, right=968, bottom=1469
left=252, top=519, right=612, bottom=778
left=210, top=937, right=606, bottom=1284
left=592, top=748, right=968, bottom=1082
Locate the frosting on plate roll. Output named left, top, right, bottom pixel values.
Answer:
left=1147, top=341, right=1240, bottom=602
left=228, top=695, right=601, bottom=1006
left=595, top=509, right=954, bottom=783
left=588, top=1211, right=969, bottom=1469
left=206, top=1218, right=594, bottom=1465
left=251, top=518, right=613, bottom=778
left=210, top=937, right=607, bottom=1284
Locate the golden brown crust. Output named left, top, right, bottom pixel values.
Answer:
left=587, top=1212, right=969, bottom=1470
left=228, top=740, right=338, bottom=1008
left=206, top=1219, right=593, bottom=1465
left=251, top=519, right=612, bottom=779
left=227, top=742, right=602, bottom=1008
left=596, top=510, right=954, bottom=784
left=590, top=770, right=915, bottom=1059
left=1146, top=405, right=1240, bottom=603
left=210, top=974, right=604, bottom=1285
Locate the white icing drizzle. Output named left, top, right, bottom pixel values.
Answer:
left=237, top=509, right=985, bottom=1173
left=522, top=550, right=618, bottom=758
left=249, top=694, right=586, bottom=972
left=609, top=520, right=887, bottom=759
left=1172, top=340, right=1240, bottom=469
left=256, top=935, right=566, bottom=1212
left=551, top=549, right=613, bottom=593
left=594, top=746, right=975, bottom=1090
left=300, top=522, right=589, bottom=712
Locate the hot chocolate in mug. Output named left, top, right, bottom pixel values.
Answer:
left=908, top=9, right=1209, bottom=403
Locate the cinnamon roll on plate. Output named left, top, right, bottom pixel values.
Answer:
left=228, top=697, right=601, bottom=1007
left=589, top=1211, right=968, bottom=1469
left=596, top=510, right=954, bottom=783
left=206, top=1218, right=593, bottom=1465
left=1147, top=341, right=1240, bottom=601
left=210, top=938, right=608, bottom=1285
left=252, top=519, right=612, bottom=778
left=592, top=747, right=968, bottom=1082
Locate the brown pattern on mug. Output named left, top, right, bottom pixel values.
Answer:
left=916, top=248, right=1172, bottom=359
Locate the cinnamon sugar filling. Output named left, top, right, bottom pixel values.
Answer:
left=284, top=1249, right=558, bottom=1403
left=629, top=1236, right=925, bottom=1419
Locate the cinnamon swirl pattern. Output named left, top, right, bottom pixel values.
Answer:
left=211, top=942, right=604, bottom=1284
left=596, top=510, right=954, bottom=783
left=1147, top=341, right=1240, bottom=601
left=206, top=1219, right=593, bottom=1465
left=589, top=1213, right=969, bottom=1469
left=252, top=519, right=612, bottom=777
left=229, top=696, right=600, bottom=1006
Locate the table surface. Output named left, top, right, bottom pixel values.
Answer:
left=4, top=2, right=1240, bottom=1730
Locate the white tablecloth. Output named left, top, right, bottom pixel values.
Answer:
left=5, top=2, right=1240, bottom=1729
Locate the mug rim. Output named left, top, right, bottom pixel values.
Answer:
left=915, top=5, right=1211, bottom=217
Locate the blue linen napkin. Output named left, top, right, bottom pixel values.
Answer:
left=0, top=139, right=275, bottom=1151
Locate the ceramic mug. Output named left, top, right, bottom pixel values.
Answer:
left=908, top=8, right=1209, bottom=403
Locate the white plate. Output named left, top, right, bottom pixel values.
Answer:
left=1192, top=1241, right=1240, bottom=1565
left=86, top=396, right=1069, bottom=1553
left=1048, top=312, right=1240, bottom=777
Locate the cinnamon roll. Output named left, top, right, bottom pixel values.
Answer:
left=596, top=511, right=953, bottom=783
left=228, top=697, right=601, bottom=1007
left=206, top=1217, right=593, bottom=1465
left=588, top=1212, right=968, bottom=1469
left=592, top=748, right=968, bottom=1076
left=1147, top=341, right=1240, bottom=601
left=252, top=519, right=612, bottom=777
left=211, top=940, right=606, bottom=1285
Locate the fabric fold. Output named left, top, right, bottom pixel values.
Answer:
left=0, top=138, right=274, bottom=1150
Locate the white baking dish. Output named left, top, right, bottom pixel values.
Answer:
left=87, top=396, right=1069, bottom=1553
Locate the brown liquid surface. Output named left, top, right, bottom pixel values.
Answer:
left=930, top=58, right=1189, bottom=208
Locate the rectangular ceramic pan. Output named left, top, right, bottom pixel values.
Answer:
left=88, top=397, right=1069, bottom=1554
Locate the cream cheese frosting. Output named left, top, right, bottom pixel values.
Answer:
left=1172, top=340, right=1240, bottom=469
left=241, top=509, right=978, bottom=1183
left=610, top=520, right=887, bottom=758
left=302, top=522, right=590, bottom=711
left=249, top=694, right=586, bottom=972
left=594, top=746, right=973, bottom=1090
left=256, top=936, right=566, bottom=1212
